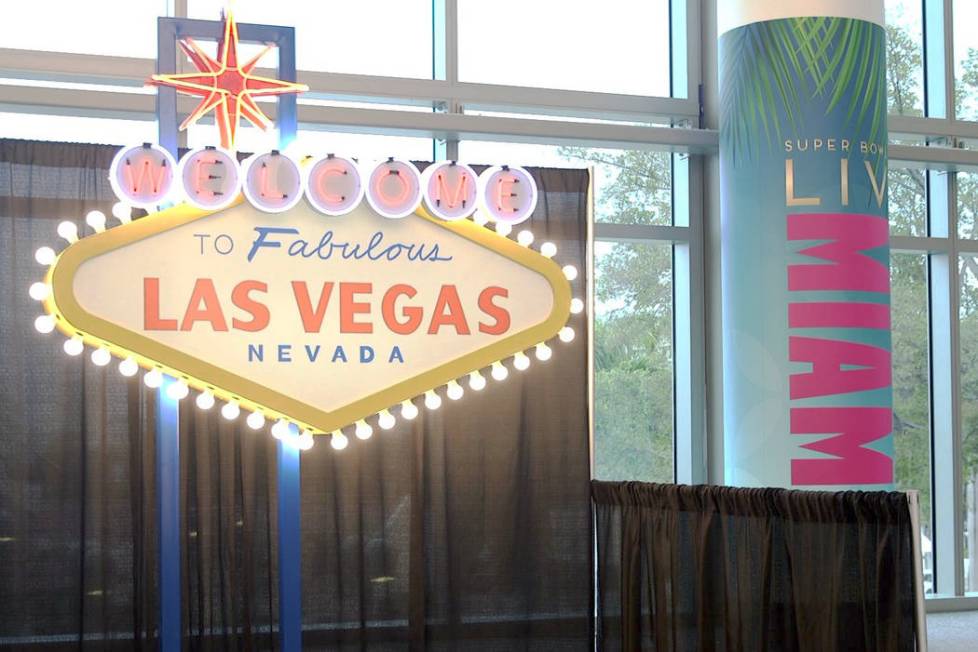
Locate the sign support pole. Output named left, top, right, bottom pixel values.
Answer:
left=157, top=378, right=182, bottom=651
left=272, top=24, right=302, bottom=652
left=156, top=22, right=182, bottom=652
left=277, top=431, right=302, bottom=651
left=155, top=15, right=302, bottom=650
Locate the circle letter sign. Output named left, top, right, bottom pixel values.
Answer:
left=422, top=161, right=479, bottom=221
left=109, top=143, right=177, bottom=209
left=178, top=146, right=241, bottom=211
left=366, top=158, right=422, bottom=219
left=241, top=151, right=303, bottom=213
left=479, top=165, right=538, bottom=225
left=303, top=154, right=364, bottom=216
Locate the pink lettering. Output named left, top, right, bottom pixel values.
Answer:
left=789, top=336, right=891, bottom=399
left=790, top=407, right=893, bottom=485
left=787, top=213, right=889, bottom=292
left=788, top=301, right=890, bottom=329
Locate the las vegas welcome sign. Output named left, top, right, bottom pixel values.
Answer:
left=30, top=145, right=576, bottom=449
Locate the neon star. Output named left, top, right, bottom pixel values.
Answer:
left=149, top=10, right=308, bottom=150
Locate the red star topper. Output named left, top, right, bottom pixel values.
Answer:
left=149, top=9, right=308, bottom=150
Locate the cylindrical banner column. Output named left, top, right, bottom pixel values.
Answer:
left=718, top=1, right=892, bottom=489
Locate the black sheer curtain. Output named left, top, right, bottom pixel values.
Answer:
left=299, top=167, right=593, bottom=650
left=592, top=481, right=918, bottom=652
left=0, top=139, right=159, bottom=649
left=0, top=139, right=593, bottom=649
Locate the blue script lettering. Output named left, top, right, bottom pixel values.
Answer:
left=249, top=226, right=452, bottom=264
left=247, top=226, right=300, bottom=262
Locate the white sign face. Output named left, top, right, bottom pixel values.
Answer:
left=48, top=199, right=570, bottom=435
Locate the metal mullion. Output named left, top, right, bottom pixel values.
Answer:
left=928, top=168, right=965, bottom=597
left=671, top=154, right=707, bottom=484
left=891, top=235, right=951, bottom=254
left=593, top=223, right=689, bottom=244
left=0, top=48, right=703, bottom=124
left=923, top=0, right=965, bottom=598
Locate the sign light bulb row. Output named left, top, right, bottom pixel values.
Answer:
left=110, top=143, right=539, bottom=226
left=30, top=190, right=582, bottom=454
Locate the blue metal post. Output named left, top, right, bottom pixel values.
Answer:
left=272, top=28, right=301, bottom=652
left=277, top=432, right=302, bottom=651
left=157, top=378, right=182, bottom=651
left=155, top=16, right=302, bottom=649
left=156, top=22, right=182, bottom=650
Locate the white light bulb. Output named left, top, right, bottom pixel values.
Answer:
left=473, top=210, right=489, bottom=226
left=468, top=370, right=486, bottom=391
left=540, top=242, right=557, bottom=258
left=166, top=380, right=189, bottom=400
left=297, top=431, right=314, bottom=450
left=559, top=326, right=575, bottom=342
left=491, top=361, right=509, bottom=381
left=447, top=380, right=464, bottom=400
left=29, top=282, right=50, bottom=301
left=111, top=202, right=132, bottom=223
left=517, top=230, right=534, bottom=246
left=91, top=347, right=111, bottom=367
left=119, top=356, right=138, bottom=376
left=271, top=419, right=290, bottom=439
left=35, top=246, right=56, bottom=265
left=514, top=352, right=531, bottom=371
left=34, top=314, right=55, bottom=334
left=378, top=409, right=396, bottom=430
left=246, top=411, right=265, bottom=430
left=401, top=400, right=419, bottom=420
left=85, top=210, right=106, bottom=232
left=330, top=431, right=349, bottom=450
left=495, top=222, right=513, bottom=236
left=535, top=343, right=552, bottom=361
left=144, top=368, right=163, bottom=388
left=63, top=336, right=84, bottom=356
left=570, top=298, right=584, bottom=314
left=355, top=419, right=373, bottom=440
left=196, top=390, right=215, bottom=410
left=221, top=401, right=240, bottom=421
left=424, top=390, right=442, bottom=410
left=57, top=221, right=78, bottom=243
left=562, top=265, right=578, bottom=281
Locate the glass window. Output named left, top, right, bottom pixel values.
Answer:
left=186, top=124, right=434, bottom=161
left=189, top=1, right=433, bottom=79
left=0, top=112, right=156, bottom=145
left=458, top=0, right=671, bottom=97
left=0, top=1, right=167, bottom=58
left=462, top=140, right=678, bottom=482
left=955, top=0, right=978, bottom=121
left=960, top=255, right=978, bottom=592
left=293, top=130, right=434, bottom=162
left=885, top=0, right=925, bottom=117
left=889, top=168, right=927, bottom=236
left=891, top=253, right=932, bottom=593
left=958, top=172, right=978, bottom=240
left=593, top=240, right=674, bottom=482
left=458, top=142, right=673, bottom=226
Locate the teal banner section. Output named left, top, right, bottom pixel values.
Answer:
left=718, top=17, right=893, bottom=489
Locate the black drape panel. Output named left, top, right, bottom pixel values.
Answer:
left=0, top=139, right=593, bottom=650
left=0, top=139, right=159, bottom=649
left=592, top=481, right=917, bottom=652
left=300, top=167, right=593, bottom=651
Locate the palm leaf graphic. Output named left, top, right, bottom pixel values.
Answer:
left=720, top=17, right=887, bottom=162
